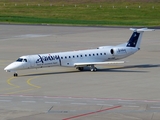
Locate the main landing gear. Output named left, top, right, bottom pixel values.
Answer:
left=77, top=65, right=97, bottom=72
left=77, top=67, right=84, bottom=71
left=14, top=73, right=18, bottom=77
left=90, top=65, right=97, bottom=72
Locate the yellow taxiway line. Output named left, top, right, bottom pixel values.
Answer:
left=3, top=76, right=41, bottom=94
left=0, top=77, right=20, bottom=92
left=27, top=77, right=41, bottom=89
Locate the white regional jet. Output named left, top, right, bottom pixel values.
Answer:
left=4, top=28, right=154, bottom=77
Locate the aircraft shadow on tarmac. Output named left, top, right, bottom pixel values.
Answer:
left=20, top=64, right=160, bottom=77
left=98, top=64, right=160, bottom=72
left=20, top=71, right=79, bottom=77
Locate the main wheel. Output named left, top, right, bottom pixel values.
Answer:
left=91, top=69, right=94, bottom=72
left=94, top=67, right=97, bottom=71
left=90, top=67, right=97, bottom=72
left=77, top=67, right=84, bottom=71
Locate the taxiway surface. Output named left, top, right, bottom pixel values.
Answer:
left=0, top=25, right=160, bottom=120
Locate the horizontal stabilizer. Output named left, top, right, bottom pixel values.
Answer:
left=130, top=28, right=155, bottom=32
left=74, top=61, right=125, bottom=66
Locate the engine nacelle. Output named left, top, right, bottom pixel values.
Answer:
left=110, top=47, right=127, bottom=56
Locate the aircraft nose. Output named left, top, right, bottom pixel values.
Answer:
left=4, top=63, right=16, bottom=72
left=4, top=62, right=23, bottom=72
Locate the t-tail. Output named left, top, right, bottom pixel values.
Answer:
left=112, top=28, right=155, bottom=59
left=126, top=28, right=155, bottom=49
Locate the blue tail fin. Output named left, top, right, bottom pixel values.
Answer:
left=126, top=28, right=154, bottom=49
left=126, top=32, right=140, bottom=47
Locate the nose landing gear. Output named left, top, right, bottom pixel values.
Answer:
left=14, top=73, right=18, bottom=77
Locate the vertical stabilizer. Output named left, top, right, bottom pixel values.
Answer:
left=126, top=28, right=155, bottom=49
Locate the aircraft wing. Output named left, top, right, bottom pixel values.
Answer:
left=74, top=61, right=125, bottom=67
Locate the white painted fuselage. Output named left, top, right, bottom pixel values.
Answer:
left=4, top=28, right=155, bottom=76
left=4, top=46, right=137, bottom=71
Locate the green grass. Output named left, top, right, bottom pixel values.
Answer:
left=0, top=0, right=160, bottom=26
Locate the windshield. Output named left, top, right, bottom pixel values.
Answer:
left=16, top=58, right=27, bottom=62
left=16, top=58, right=23, bottom=62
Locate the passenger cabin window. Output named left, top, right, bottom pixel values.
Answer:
left=97, top=53, right=99, bottom=56
left=73, top=56, right=75, bottom=58
left=93, top=54, right=95, bottom=56
left=69, top=56, right=71, bottom=58
left=104, top=53, right=106, bottom=55
left=89, top=54, right=91, bottom=56
left=80, top=55, right=83, bottom=57
left=85, top=54, right=87, bottom=57
left=65, top=56, right=67, bottom=59
left=100, top=53, right=102, bottom=55
left=61, top=57, right=63, bottom=59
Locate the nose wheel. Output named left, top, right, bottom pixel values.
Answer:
left=14, top=73, right=18, bottom=77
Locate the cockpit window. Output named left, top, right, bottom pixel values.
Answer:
left=16, top=58, right=27, bottom=62
left=24, top=59, right=27, bottom=62
left=16, top=58, right=23, bottom=62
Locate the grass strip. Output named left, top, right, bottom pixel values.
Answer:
left=0, top=1, right=160, bottom=26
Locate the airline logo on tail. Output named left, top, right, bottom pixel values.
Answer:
left=127, top=32, right=140, bottom=47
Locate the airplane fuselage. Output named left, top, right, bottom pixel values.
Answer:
left=4, top=28, right=155, bottom=76
left=5, top=46, right=138, bottom=72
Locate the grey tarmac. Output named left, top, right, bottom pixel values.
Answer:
left=0, top=25, right=160, bottom=120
